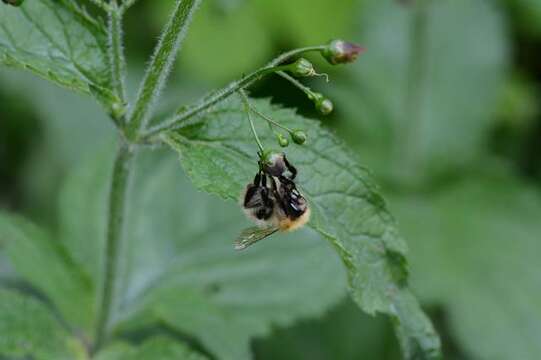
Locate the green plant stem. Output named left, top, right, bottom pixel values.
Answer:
left=126, top=0, right=201, bottom=141
left=94, top=141, right=134, bottom=351
left=248, top=102, right=293, bottom=133
left=142, top=45, right=327, bottom=139
left=277, top=71, right=314, bottom=97
left=108, top=1, right=127, bottom=116
left=240, top=90, right=264, bottom=152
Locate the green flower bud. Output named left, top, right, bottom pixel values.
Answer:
left=308, top=92, right=334, bottom=115
left=288, top=58, right=316, bottom=77
left=2, top=0, right=24, bottom=6
left=322, top=39, right=364, bottom=65
left=277, top=133, right=289, bottom=147
left=317, top=98, right=334, bottom=115
left=290, top=130, right=307, bottom=145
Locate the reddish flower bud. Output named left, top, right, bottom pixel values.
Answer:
left=322, top=40, right=365, bottom=65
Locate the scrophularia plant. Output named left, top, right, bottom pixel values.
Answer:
left=0, top=0, right=441, bottom=358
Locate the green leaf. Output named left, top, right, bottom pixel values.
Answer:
left=95, top=336, right=207, bottom=360
left=55, top=148, right=347, bottom=360
left=0, top=0, right=111, bottom=96
left=0, top=289, right=85, bottom=359
left=333, top=0, right=508, bottom=182
left=390, top=171, right=541, bottom=360
left=161, top=97, right=441, bottom=359
left=0, top=212, right=95, bottom=333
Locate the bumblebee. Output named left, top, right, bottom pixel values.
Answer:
left=237, top=152, right=310, bottom=250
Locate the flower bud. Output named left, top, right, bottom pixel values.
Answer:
left=288, top=58, right=316, bottom=77
left=308, top=92, right=334, bottom=115
left=317, top=98, right=334, bottom=115
left=322, top=40, right=364, bottom=65
left=2, top=0, right=24, bottom=6
left=277, top=133, right=289, bottom=147
left=290, top=130, right=307, bottom=145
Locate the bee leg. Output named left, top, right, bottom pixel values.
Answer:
left=244, top=172, right=263, bottom=207
left=283, top=155, right=297, bottom=180
left=253, top=171, right=262, bottom=186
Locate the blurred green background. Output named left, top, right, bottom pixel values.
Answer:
left=1, top=0, right=541, bottom=359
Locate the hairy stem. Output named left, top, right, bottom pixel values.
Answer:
left=143, top=45, right=327, bottom=139
left=94, top=141, right=134, bottom=351
left=126, top=0, right=201, bottom=141
left=108, top=1, right=127, bottom=114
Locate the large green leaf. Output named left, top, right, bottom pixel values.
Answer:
left=0, top=0, right=111, bottom=96
left=0, top=212, right=95, bottom=333
left=95, top=336, right=207, bottom=360
left=162, top=97, right=441, bottom=359
left=332, top=0, right=508, bottom=182
left=56, top=148, right=347, bottom=360
left=390, top=171, right=541, bottom=360
left=0, top=289, right=85, bottom=359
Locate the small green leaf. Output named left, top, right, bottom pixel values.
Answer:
left=162, top=97, right=441, bottom=359
left=0, top=212, right=95, bottom=333
left=0, top=289, right=85, bottom=359
left=0, top=0, right=111, bottom=97
left=95, top=336, right=207, bottom=360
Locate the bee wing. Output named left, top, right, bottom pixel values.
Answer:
left=234, top=226, right=279, bottom=250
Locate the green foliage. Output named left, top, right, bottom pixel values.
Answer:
left=127, top=0, right=202, bottom=139
left=96, top=336, right=207, bottom=360
left=333, top=0, right=508, bottom=182
left=255, top=299, right=398, bottom=360
left=171, top=0, right=357, bottom=83
left=0, top=0, right=111, bottom=96
left=0, top=147, right=347, bottom=359
left=111, top=150, right=347, bottom=360
left=0, top=0, right=444, bottom=358
left=163, top=97, right=441, bottom=359
left=0, top=289, right=84, bottom=359
left=323, top=1, right=541, bottom=359
left=390, top=171, right=541, bottom=360
left=178, top=0, right=271, bottom=83
left=0, top=212, right=95, bottom=332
